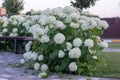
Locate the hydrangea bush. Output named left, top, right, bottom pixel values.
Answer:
left=0, top=6, right=109, bottom=77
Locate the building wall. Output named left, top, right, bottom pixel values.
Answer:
left=101, top=17, right=120, bottom=39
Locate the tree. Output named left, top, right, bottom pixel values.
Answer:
left=71, top=0, right=99, bottom=12
left=2, top=0, right=24, bottom=17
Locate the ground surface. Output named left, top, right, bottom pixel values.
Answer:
left=0, top=50, right=120, bottom=80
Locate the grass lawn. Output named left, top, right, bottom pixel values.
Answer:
left=108, top=43, right=120, bottom=49
left=93, top=52, right=120, bottom=79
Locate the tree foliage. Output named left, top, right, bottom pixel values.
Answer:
left=2, top=0, right=24, bottom=17
left=71, top=0, right=99, bottom=11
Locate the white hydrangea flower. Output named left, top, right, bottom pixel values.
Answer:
left=25, top=41, right=32, bottom=52
left=55, top=21, right=66, bottom=30
left=81, top=22, right=89, bottom=31
left=40, top=35, right=50, bottom=43
left=34, top=63, right=40, bottom=70
left=12, top=28, right=18, bottom=33
left=63, top=6, right=78, bottom=14
left=33, top=33, right=39, bottom=39
left=69, top=62, right=77, bottom=72
left=17, top=16, right=25, bottom=24
left=87, top=18, right=97, bottom=29
left=66, top=42, right=72, bottom=51
left=2, top=28, right=8, bottom=33
left=31, top=52, right=38, bottom=60
left=38, top=72, right=47, bottom=78
left=70, top=12, right=80, bottom=20
left=2, top=22, right=8, bottom=27
left=38, top=15, right=48, bottom=25
left=58, top=50, right=65, bottom=58
left=38, top=55, right=44, bottom=61
left=88, top=48, right=96, bottom=54
left=48, top=16, right=56, bottom=24
left=9, top=33, right=18, bottom=37
left=29, top=24, right=40, bottom=33
left=20, top=59, right=25, bottom=64
left=44, top=26, right=49, bottom=33
left=70, top=22, right=79, bottom=29
left=52, top=7, right=63, bottom=15
left=79, top=16, right=88, bottom=20
left=92, top=56, right=97, bottom=60
left=84, top=39, right=94, bottom=48
left=77, top=20, right=86, bottom=25
left=73, top=38, right=82, bottom=47
left=64, top=16, right=72, bottom=23
left=54, top=33, right=65, bottom=44
left=23, top=51, right=32, bottom=60
left=37, top=28, right=45, bottom=35
left=99, top=41, right=108, bottom=48
left=12, top=21, right=17, bottom=25
left=41, top=64, right=48, bottom=72
left=58, top=12, right=67, bottom=18
left=98, top=20, right=109, bottom=29
left=68, top=47, right=81, bottom=58
left=0, top=33, right=3, bottom=37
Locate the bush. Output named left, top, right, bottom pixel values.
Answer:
left=0, top=6, right=109, bottom=77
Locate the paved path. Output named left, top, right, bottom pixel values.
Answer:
left=103, top=48, right=120, bottom=52
left=0, top=52, right=119, bottom=80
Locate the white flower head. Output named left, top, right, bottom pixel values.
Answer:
left=55, top=21, right=66, bottom=30
left=81, top=22, right=89, bottom=31
left=69, top=62, right=77, bottom=72
left=54, top=33, right=65, bottom=44
left=25, top=41, right=32, bottom=52
left=63, top=6, right=78, bottom=14
left=12, top=21, right=17, bottom=25
left=84, top=39, right=94, bottom=48
left=48, top=16, right=56, bottom=24
left=68, top=47, right=81, bottom=58
left=73, top=38, right=82, bottom=47
left=2, top=28, right=8, bottom=33
left=12, top=28, right=18, bottom=33
left=38, top=55, right=44, bottom=61
left=92, top=56, right=97, bottom=60
left=70, top=22, right=79, bottom=29
left=58, top=50, right=65, bottom=58
left=0, top=33, right=3, bottom=37
left=40, top=35, right=50, bottom=43
left=70, top=12, right=80, bottom=20
left=20, top=59, right=25, bottom=64
left=23, top=51, right=32, bottom=60
left=99, top=41, right=108, bottom=48
left=66, top=42, right=72, bottom=51
left=98, top=20, right=109, bottom=29
left=2, top=22, right=8, bottom=27
left=38, top=72, right=47, bottom=78
left=34, top=63, right=40, bottom=70
left=41, top=64, right=48, bottom=72
left=9, top=33, right=18, bottom=37
left=52, top=7, right=63, bottom=15
left=38, top=15, right=48, bottom=25
left=31, top=52, right=38, bottom=60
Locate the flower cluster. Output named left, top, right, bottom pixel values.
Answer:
left=0, top=6, right=109, bottom=77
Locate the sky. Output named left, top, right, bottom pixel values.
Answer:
left=0, top=0, right=120, bottom=18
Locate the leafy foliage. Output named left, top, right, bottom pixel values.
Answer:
left=2, top=0, right=24, bottom=17
left=71, top=0, right=99, bottom=11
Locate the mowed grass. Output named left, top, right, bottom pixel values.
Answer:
left=93, top=52, right=120, bottom=78
left=108, top=43, right=120, bottom=49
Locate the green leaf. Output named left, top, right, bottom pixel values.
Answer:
left=49, top=50, right=58, bottom=60
left=59, top=57, right=69, bottom=71
left=77, top=68, right=83, bottom=75
left=61, top=42, right=66, bottom=49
